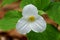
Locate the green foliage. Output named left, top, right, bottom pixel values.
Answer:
left=27, top=24, right=59, bottom=40
left=1, top=0, right=17, bottom=6
left=46, top=2, right=60, bottom=40
left=38, top=10, right=46, bottom=15
left=46, top=2, right=60, bottom=24
left=0, top=0, right=60, bottom=40
left=0, top=10, right=22, bottom=30
left=20, top=0, right=51, bottom=10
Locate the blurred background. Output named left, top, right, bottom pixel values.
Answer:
left=0, top=0, right=60, bottom=40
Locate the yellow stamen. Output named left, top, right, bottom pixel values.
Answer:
left=28, top=16, right=35, bottom=22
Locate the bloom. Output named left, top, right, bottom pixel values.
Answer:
left=16, top=4, right=46, bottom=34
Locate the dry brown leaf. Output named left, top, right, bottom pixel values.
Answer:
left=0, top=0, right=21, bottom=19
left=0, top=29, right=28, bottom=40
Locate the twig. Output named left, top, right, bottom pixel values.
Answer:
left=42, top=14, right=60, bottom=31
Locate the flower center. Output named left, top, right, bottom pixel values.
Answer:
left=28, top=16, right=35, bottom=22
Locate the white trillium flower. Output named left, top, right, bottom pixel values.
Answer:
left=16, top=4, right=46, bottom=34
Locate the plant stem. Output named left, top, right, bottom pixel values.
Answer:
left=42, top=14, right=60, bottom=31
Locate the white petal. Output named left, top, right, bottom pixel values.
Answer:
left=22, top=4, right=38, bottom=18
left=37, top=16, right=46, bottom=28
left=16, top=17, right=31, bottom=34
left=31, top=16, right=46, bottom=32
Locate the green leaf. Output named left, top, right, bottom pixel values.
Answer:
left=46, top=2, right=60, bottom=24
left=0, top=10, right=22, bottom=30
left=27, top=24, right=59, bottom=40
left=20, top=0, right=51, bottom=10
left=46, top=2, right=60, bottom=40
left=38, top=10, right=46, bottom=15
left=1, top=0, right=17, bottom=6
left=0, top=1, right=60, bottom=40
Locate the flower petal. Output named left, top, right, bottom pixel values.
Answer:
left=22, top=4, right=38, bottom=18
left=31, top=16, right=46, bottom=32
left=37, top=16, right=46, bottom=28
left=16, top=17, right=31, bottom=34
